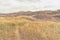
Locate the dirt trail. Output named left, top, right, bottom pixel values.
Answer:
left=15, top=26, right=21, bottom=40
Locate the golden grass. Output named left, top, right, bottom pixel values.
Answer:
left=0, top=16, right=60, bottom=40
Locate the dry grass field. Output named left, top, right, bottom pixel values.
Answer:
left=0, top=11, right=60, bottom=40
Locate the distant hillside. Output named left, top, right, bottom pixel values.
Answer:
left=0, top=10, right=60, bottom=21
left=0, top=10, right=60, bottom=16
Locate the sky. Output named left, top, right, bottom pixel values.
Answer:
left=0, top=0, right=60, bottom=13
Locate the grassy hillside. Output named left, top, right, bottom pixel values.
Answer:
left=0, top=16, right=60, bottom=40
left=0, top=11, right=60, bottom=40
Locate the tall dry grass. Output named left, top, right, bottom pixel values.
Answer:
left=0, top=16, right=60, bottom=40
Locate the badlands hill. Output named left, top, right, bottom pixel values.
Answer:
left=0, top=10, right=60, bottom=21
